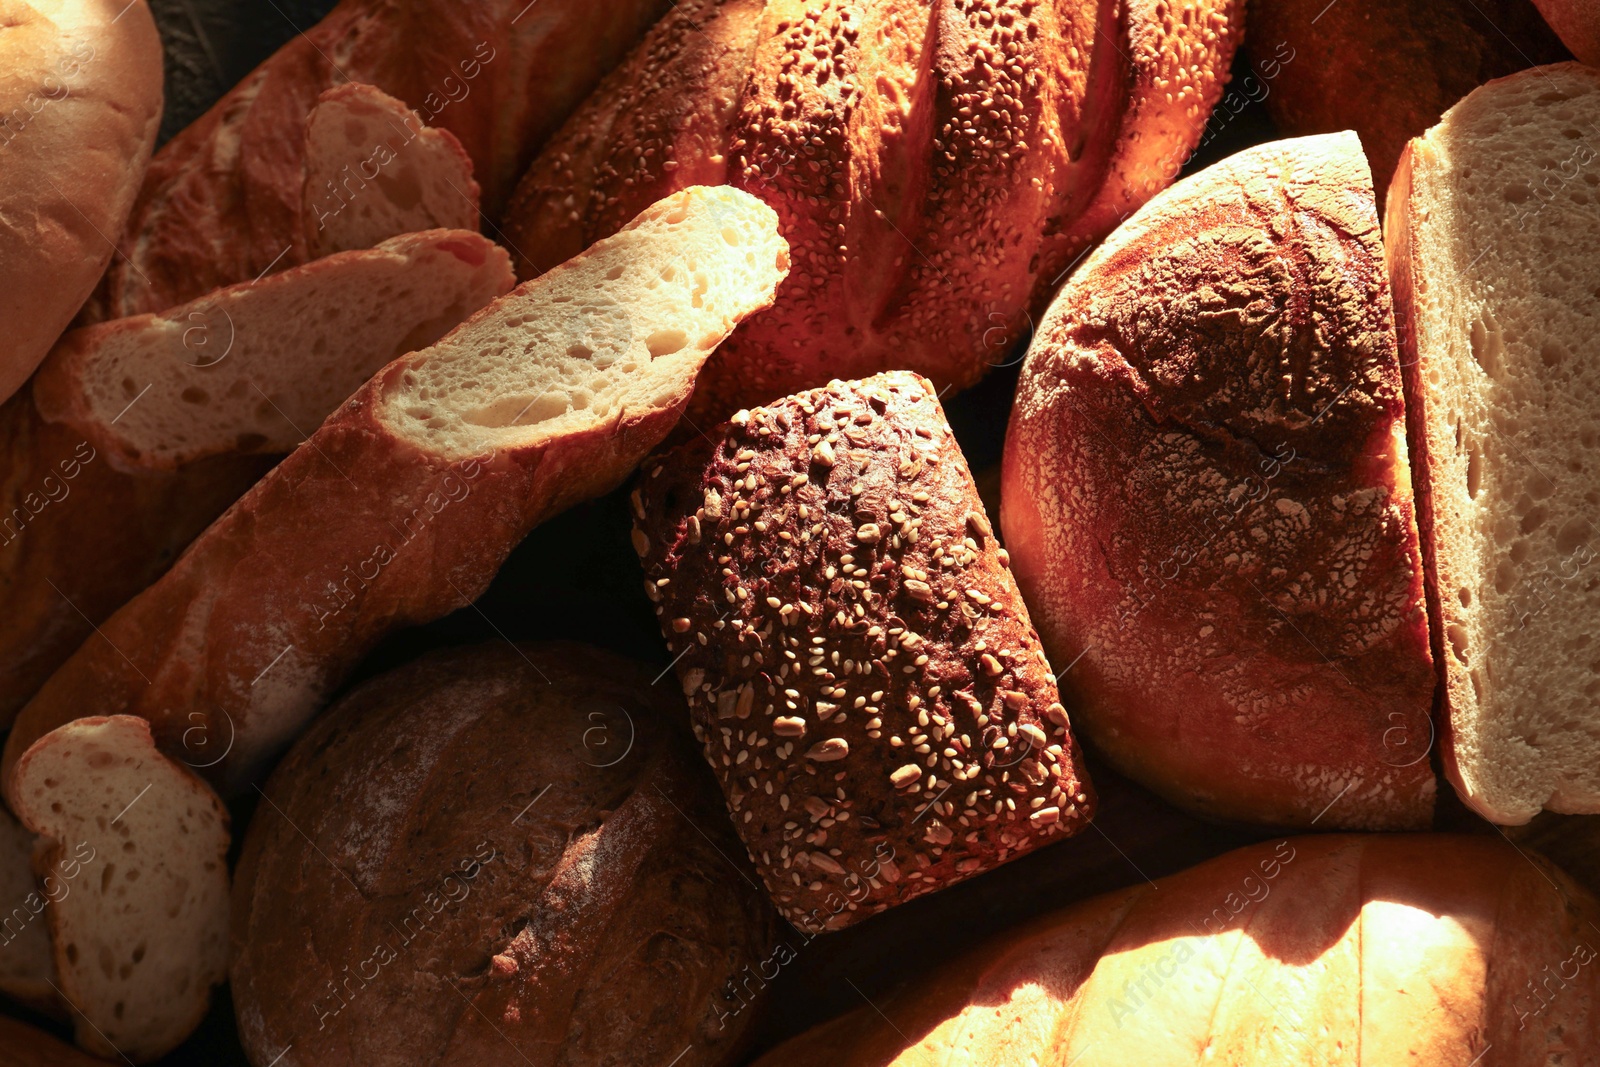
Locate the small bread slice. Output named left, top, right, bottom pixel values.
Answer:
left=302, top=83, right=481, bottom=258
left=3, top=186, right=789, bottom=795
left=1388, top=62, right=1600, bottom=823
left=31, top=229, right=512, bottom=470
left=0, top=805, right=58, bottom=1014
left=9, top=716, right=230, bottom=1062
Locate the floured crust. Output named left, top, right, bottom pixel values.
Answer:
left=230, top=643, right=776, bottom=1067
left=1003, top=132, right=1436, bottom=830
left=502, top=0, right=1243, bottom=420
left=633, top=372, right=1094, bottom=932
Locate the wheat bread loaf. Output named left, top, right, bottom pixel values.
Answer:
left=632, top=371, right=1094, bottom=932
left=302, top=83, right=480, bottom=258
left=752, top=834, right=1600, bottom=1065
left=89, top=0, right=669, bottom=321
left=503, top=0, right=1243, bottom=420
left=0, top=231, right=511, bottom=727
left=232, top=642, right=777, bottom=1067
left=10, top=716, right=230, bottom=1062
left=0, top=0, right=163, bottom=405
left=1387, top=62, right=1600, bottom=824
left=3, top=186, right=789, bottom=796
left=1003, top=133, right=1436, bottom=830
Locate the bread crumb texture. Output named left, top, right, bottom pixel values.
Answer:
left=1005, top=132, right=1436, bottom=830
left=634, top=371, right=1095, bottom=932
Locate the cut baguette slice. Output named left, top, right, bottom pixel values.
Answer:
left=302, top=83, right=481, bottom=258
left=0, top=804, right=58, bottom=1015
left=1388, top=62, right=1600, bottom=824
left=10, top=716, right=230, bottom=1062
left=3, top=186, right=789, bottom=795
left=31, top=229, right=512, bottom=470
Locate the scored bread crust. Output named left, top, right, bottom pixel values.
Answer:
left=302, top=83, right=481, bottom=258
left=1003, top=132, right=1436, bottom=830
left=503, top=0, right=1242, bottom=420
left=1247, top=0, right=1569, bottom=207
left=231, top=642, right=777, bottom=1067
left=750, top=834, right=1600, bottom=1065
left=1387, top=63, right=1600, bottom=824
left=633, top=372, right=1095, bottom=933
left=10, top=716, right=231, bottom=1063
left=2, top=186, right=790, bottom=796
left=87, top=0, right=669, bottom=321
left=0, top=0, right=162, bottom=405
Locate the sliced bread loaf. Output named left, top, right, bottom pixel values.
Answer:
left=9, top=716, right=230, bottom=1062
left=1388, top=62, right=1600, bottom=823
left=302, top=83, right=480, bottom=258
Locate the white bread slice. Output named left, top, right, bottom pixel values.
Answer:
left=3, top=186, right=790, bottom=795
left=302, top=83, right=481, bottom=258
left=1388, top=62, right=1600, bottom=823
left=31, top=229, right=512, bottom=470
left=9, top=716, right=230, bottom=1062
left=0, top=805, right=58, bottom=1015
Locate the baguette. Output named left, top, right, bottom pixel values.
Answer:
left=1387, top=63, right=1600, bottom=824
left=502, top=0, right=1243, bottom=420
left=753, top=835, right=1600, bottom=1065
left=3, top=186, right=790, bottom=795
left=232, top=643, right=777, bottom=1067
left=1531, top=0, right=1600, bottom=64
left=1003, top=133, right=1436, bottom=829
left=0, top=231, right=511, bottom=726
left=10, top=716, right=231, bottom=1062
left=632, top=372, right=1094, bottom=932
left=302, top=83, right=480, bottom=258
left=88, top=0, right=669, bottom=321
left=0, top=0, right=162, bottom=405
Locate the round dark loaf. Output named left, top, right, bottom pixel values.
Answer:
left=230, top=642, right=777, bottom=1067
left=631, top=371, right=1096, bottom=934
left=1002, top=133, right=1436, bottom=830
left=503, top=0, right=1244, bottom=420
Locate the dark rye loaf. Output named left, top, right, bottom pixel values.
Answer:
left=632, top=372, right=1095, bottom=933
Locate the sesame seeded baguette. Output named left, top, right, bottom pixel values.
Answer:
left=632, top=371, right=1095, bottom=933
left=3, top=186, right=790, bottom=797
left=302, top=83, right=481, bottom=258
left=10, top=716, right=231, bottom=1063
left=1003, top=133, right=1436, bottom=830
left=503, top=0, right=1243, bottom=421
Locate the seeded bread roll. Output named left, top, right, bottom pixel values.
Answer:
left=231, top=642, right=776, bottom=1067
left=632, top=371, right=1095, bottom=933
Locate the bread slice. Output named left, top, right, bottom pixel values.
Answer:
left=31, top=229, right=512, bottom=470
left=302, top=83, right=480, bottom=258
left=1388, top=62, right=1600, bottom=823
left=0, top=804, right=58, bottom=1014
left=9, top=716, right=230, bottom=1062
left=3, top=186, right=789, bottom=795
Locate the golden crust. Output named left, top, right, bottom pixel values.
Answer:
left=1003, top=133, right=1436, bottom=830
left=632, top=371, right=1095, bottom=933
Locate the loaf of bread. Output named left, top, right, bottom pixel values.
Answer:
left=1246, top=0, right=1569, bottom=206
left=88, top=0, right=668, bottom=321
left=232, top=642, right=777, bottom=1067
left=1003, top=133, right=1436, bottom=830
left=1387, top=63, right=1600, bottom=825
left=503, top=0, right=1243, bottom=420
left=302, top=83, right=480, bottom=257
left=0, top=0, right=162, bottom=405
left=753, top=834, right=1600, bottom=1065
left=10, top=716, right=231, bottom=1062
left=0, top=230, right=511, bottom=726
left=3, top=186, right=789, bottom=795
left=1531, top=0, right=1600, bottom=63
left=633, top=372, right=1094, bottom=932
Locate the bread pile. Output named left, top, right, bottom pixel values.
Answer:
left=1, top=0, right=1598, bottom=1064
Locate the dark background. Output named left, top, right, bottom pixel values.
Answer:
left=4, top=6, right=1328, bottom=1063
